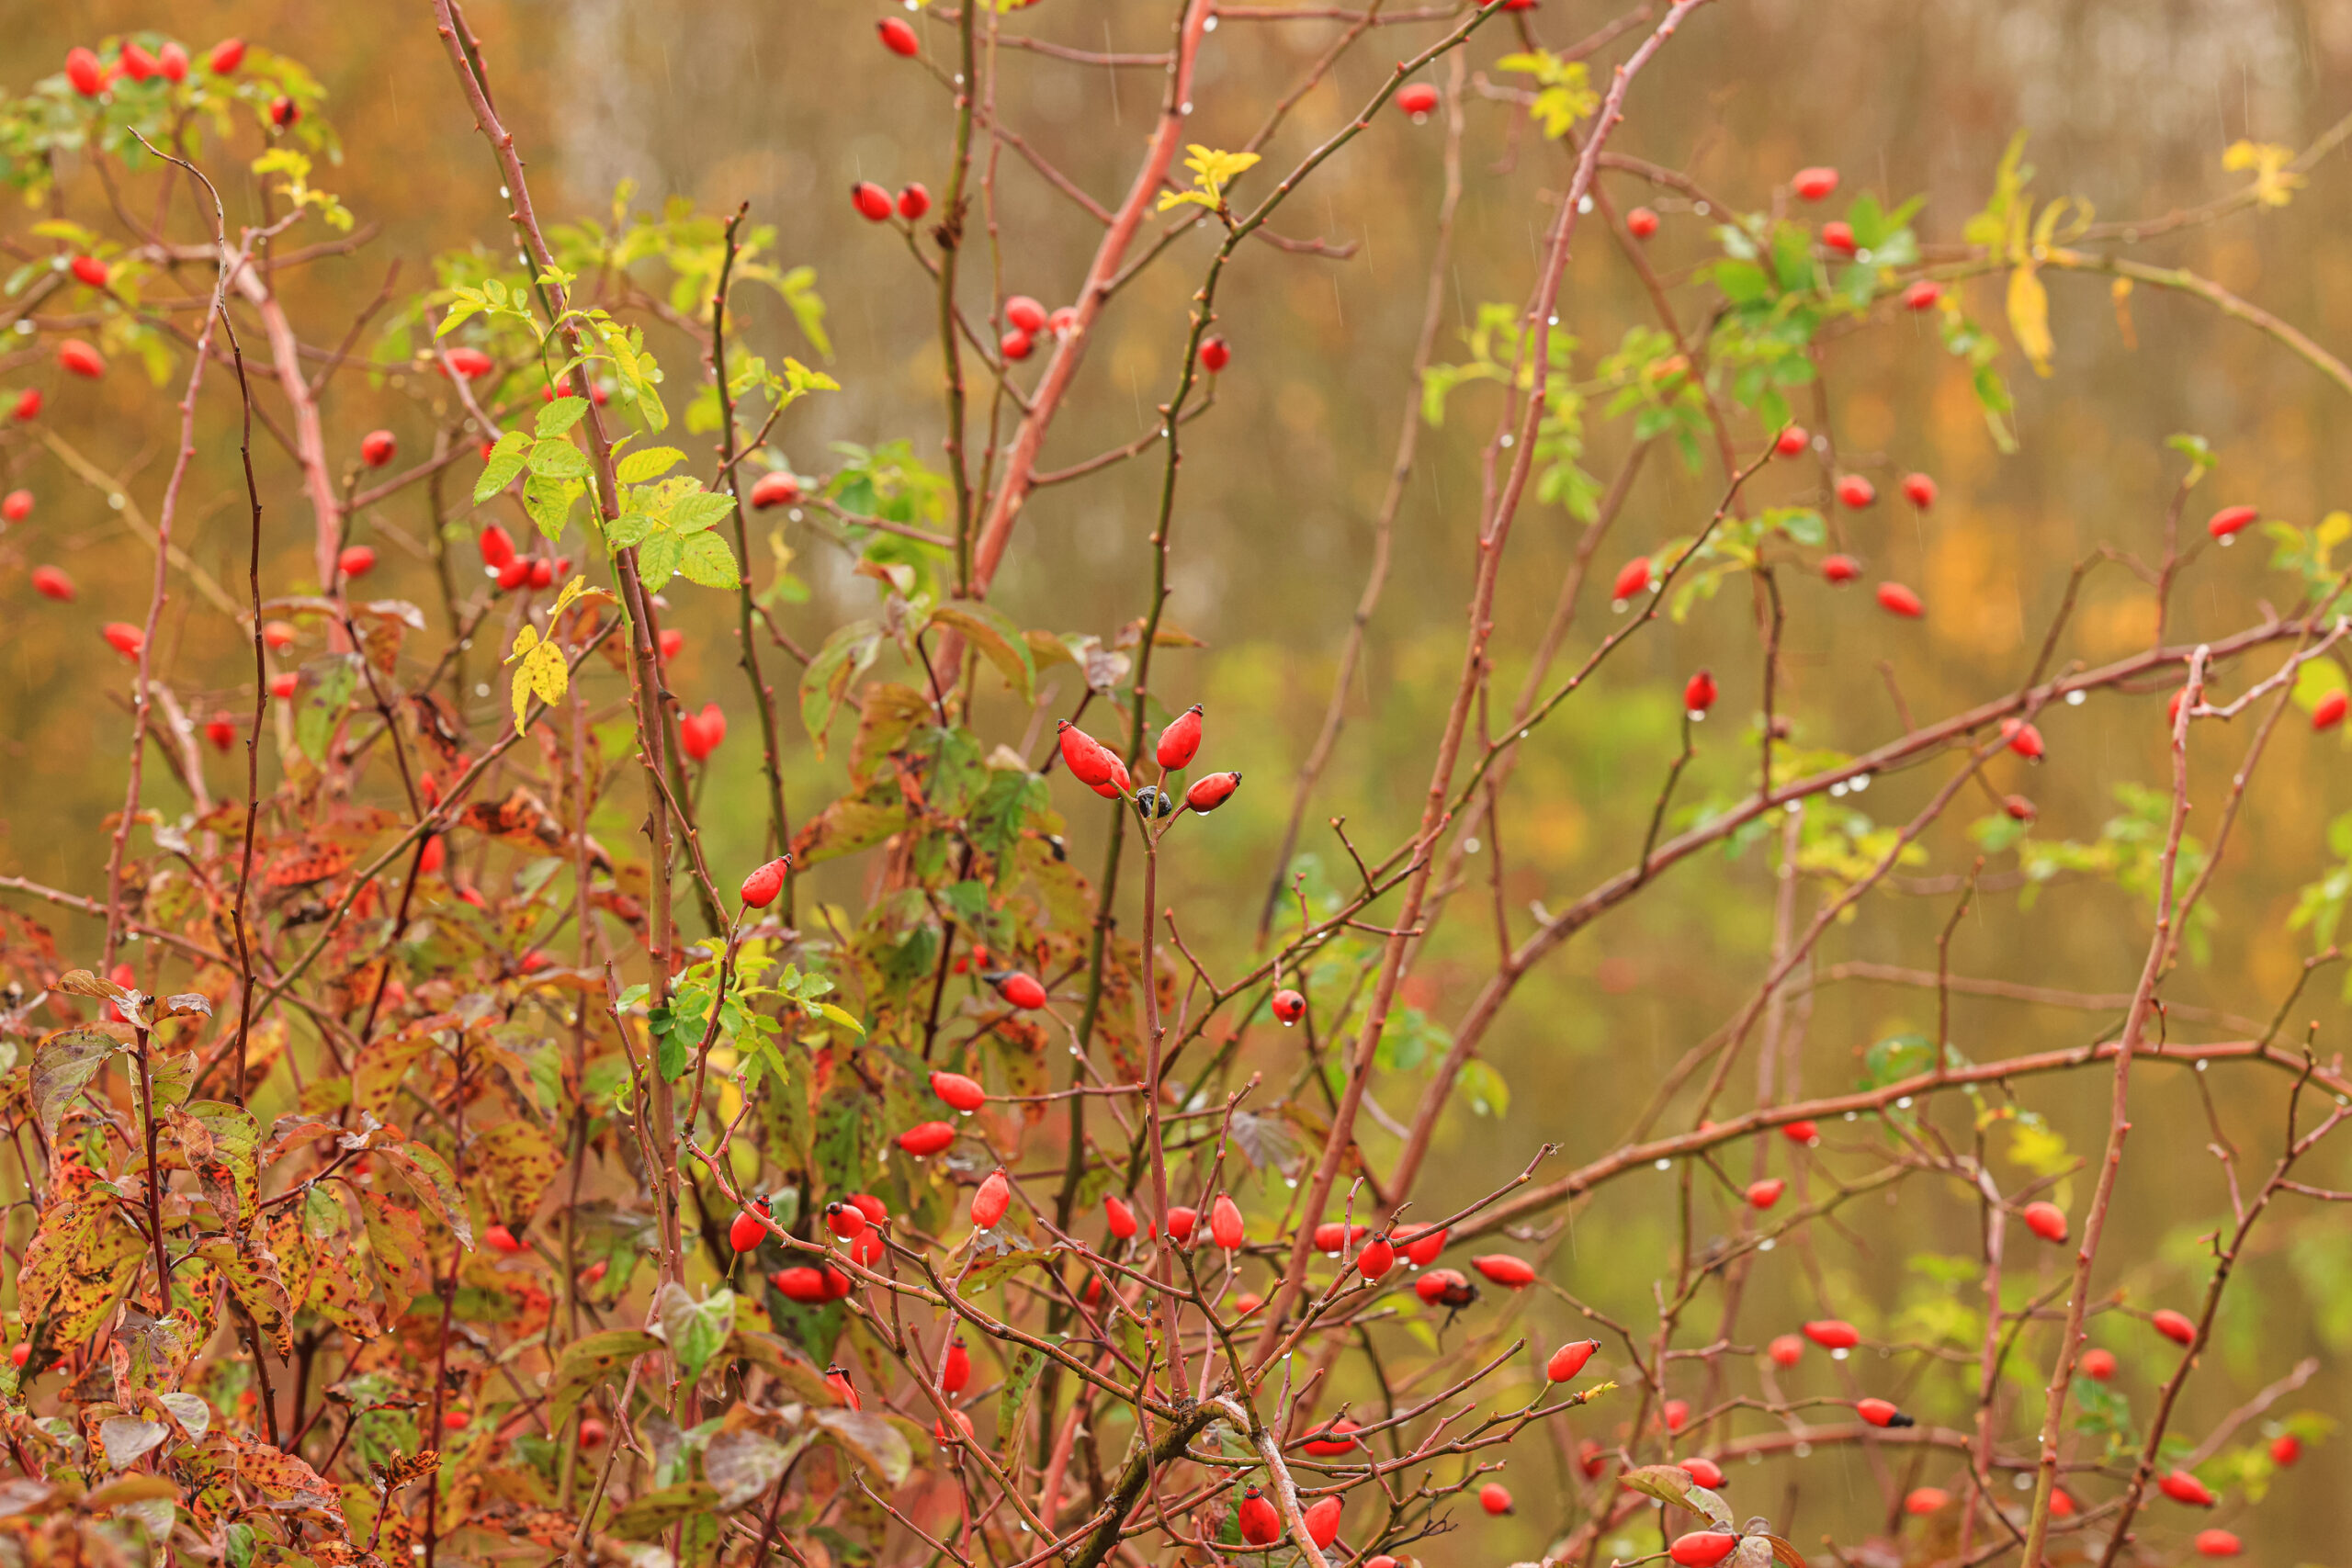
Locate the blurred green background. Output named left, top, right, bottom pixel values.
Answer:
left=7, top=0, right=2352, bottom=1554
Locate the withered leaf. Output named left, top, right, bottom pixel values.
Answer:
left=30, top=1026, right=118, bottom=1141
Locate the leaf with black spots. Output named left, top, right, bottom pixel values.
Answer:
left=373, top=1137, right=472, bottom=1248
left=546, top=1329, right=661, bottom=1430
left=31, top=1025, right=118, bottom=1141
left=196, top=1238, right=295, bottom=1358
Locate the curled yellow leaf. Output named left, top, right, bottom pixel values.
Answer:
left=2007, top=265, right=2054, bottom=378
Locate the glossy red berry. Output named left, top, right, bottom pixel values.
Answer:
left=65, top=48, right=105, bottom=96
left=1856, top=1397, right=1913, bottom=1428
left=1663, top=1398, right=1690, bottom=1431
left=1627, top=206, right=1659, bottom=238
left=1272, top=988, right=1306, bottom=1026
left=1902, top=472, right=1937, bottom=508
left=7, top=1343, right=27, bottom=1371
left=1158, top=704, right=1204, bottom=769
left=361, top=429, right=396, bottom=468
left=2002, top=719, right=2044, bottom=760
left=2004, top=794, right=2037, bottom=820
left=443, top=346, right=493, bottom=379
left=1006, top=296, right=1047, bottom=333
left=478, top=524, right=516, bottom=570
left=1089, top=752, right=1131, bottom=800
left=1300, top=1419, right=1359, bottom=1456
left=849, top=1193, right=889, bottom=1226
left=1775, top=424, right=1809, bottom=457
left=1768, top=1334, right=1802, bottom=1367
left=30, top=566, right=74, bottom=602
left=485, top=1224, right=525, bottom=1256
left=898, top=184, right=931, bottom=220
left=1165, top=1205, right=1197, bottom=1244
left=852, top=182, right=895, bottom=222
left=1238, top=1488, right=1281, bottom=1546
left=878, top=17, right=921, bottom=55
left=443, top=1409, right=470, bottom=1431
left=820, top=1202, right=868, bottom=1245
left=70, top=256, right=107, bottom=289
left=1680, top=1456, right=1725, bottom=1487
left=2194, top=1530, right=2241, bottom=1557
left=1836, top=474, right=1875, bottom=509
left=750, top=470, right=801, bottom=509
left=1792, top=166, right=1839, bottom=201
left=1746, top=1178, right=1784, bottom=1210
left=1822, top=220, right=1857, bottom=255
left=1415, top=1268, right=1476, bottom=1307
left=658, top=628, right=684, bottom=661
left=1803, top=1319, right=1860, bottom=1350
left=1313, top=1222, right=1367, bottom=1253
left=1105, top=1195, right=1138, bottom=1240
left=1210, top=1195, right=1245, bottom=1250
left=205, top=714, right=236, bottom=751
left=497, top=558, right=533, bottom=592
left=1904, top=279, right=1942, bottom=310
left=729, top=1205, right=768, bottom=1253
left=1822, top=555, right=1859, bottom=585
left=1396, top=83, right=1440, bottom=118
left=338, top=546, right=375, bottom=581
left=58, top=339, right=105, bottom=378
left=269, top=672, right=299, bottom=699
left=209, top=38, right=245, bottom=73
left=681, top=703, right=727, bottom=762
left=970, top=1168, right=1012, bottom=1230
left=1905, top=1487, right=1951, bottom=1516
left=1402, top=1225, right=1447, bottom=1266
left=2020, top=1201, right=2067, bottom=1242
left=1357, top=1235, right=1396, bottom=1279
left=827, top=1364, right=862, bottom=1410
left=898, top=1121, right=956, bottom=1156
left=2158, top=1471, right=2216, bottom=1507
left=997, top=971, right=1048, bottom=1010
left=1783, top=1119, right=1818, bottom=1143
left=1300, top=1496, right=1342, bottom=1548
left=2153, top=1308, right=2197, bottom=1346
left=158, top=43, right=188, bottom=82
left=1200, top=336, right=1231, bottom=372
left=2079, top=1348, right=2116, bottom=1381
left=2207, top=504, right=2256, bottom=542
left=2269, top=1432, right=2300, bottom=1466
left=268, top=96, right=299, bottom=129
left=740, top=857, right=790, bottom=909
left=1186, top=772, right=1242, bottom=812
left=1546, top=1338, right=1600, bottom=1382
left=1057, top=720, right=1116, bottom=786
left=1685, top=670, right=1718, bottom=716
left=1473, top=1254, right=1536, bottom=1288
left=103, top=622, right=146, bottom=658
left=2312, top=691, right=2346, bottom=731
left=14, top=389, right=40, bottom=422
left=1001, top=329, right=1033, bottom=362
left=932, top=1070, right=986, bottom=1112
left=1611, top=556, right=1652, bottom=604
left=1877, top=581, right=1925, bottom=618
left=1478, top=1483, right=1513, bottom=1516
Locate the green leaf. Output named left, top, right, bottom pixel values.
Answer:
left=638, top=531, right=684, bottom=592
left=668, top=489, right=736, bottom=534
left=473, top=430, right=534, bottom=503
left=522, top=473, right=580, bottom=541
left=655, top=1283, right=737, bottom=1384
left=677, top=530, right=741, bottom=590
left=537, top=396, right=589, bottom=437
left=616, top=446, right=686, bottom=484
left=527, top=436, right=592, bottom=481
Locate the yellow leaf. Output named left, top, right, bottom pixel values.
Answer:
left=2006, top=265, right=2054, bottom=378
left=503, top=615, right=573, bottom=734
left=2222, top=141, right=2304, bottom=208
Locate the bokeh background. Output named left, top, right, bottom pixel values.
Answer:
left=8, top=0, right=2352, bottom=1554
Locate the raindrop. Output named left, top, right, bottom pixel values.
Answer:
left=2065, top=690, right=2086, bottom=705
left=13, top=320, right=30, bottom=334
left=1577, top=195, right=1594, bottom=213
left=499, top=186, right=511, bottom=198
left=1831, top=1348, right=1849, bottom=1360
left=1829, top=782, right=1849, bottom=797
left=2195, top=1060, right=2207, bottom=1072
left=1694, top=202, right=1712, bottom=216
left=2014, top=1473, right=2034, bottom=1492
left=1895, top=1097, right=1912, bottom=1110
left=1758, top=1237, right=1775, bottom=1252
left=1499, top=433, right=1516, bottom=447
left=1849, top=773, right=1871, bottom=792
left=1182, top=101, right=1194, bottom=114
left=108, top=494, right=125, bottom=510
left=1792, top=1441, right=1811, bottom=1457
left=474, top=682, right=492, bottom=698
left=1783, top=800, right=1800, bottom=814
left=1204, top=13, right=1219, bottom=28
left=1464, top=838, right=1481, bottom=854
left=1655, top=1157, right=1672, bottom=1170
